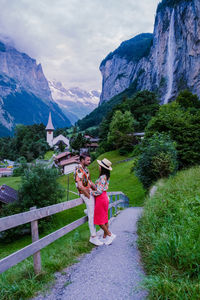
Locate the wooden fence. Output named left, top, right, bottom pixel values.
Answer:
left=0, top=192, right=129, bottom=275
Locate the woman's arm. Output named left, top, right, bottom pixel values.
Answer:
left=92, top=175, right=108, bottom=196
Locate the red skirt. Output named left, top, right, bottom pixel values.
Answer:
left=94, top=191, right=109, bottom=225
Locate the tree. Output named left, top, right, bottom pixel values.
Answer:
left=176, top=90, right=200, bottom=111
left=0, top=124, right=50, bottom=162
left=70, top=133, right=87, bottom=152
left=107, top=110, right=135, bottom=152
left=18, top=165, right=65, bottom=209
left=0, top=165, right=65, bottom=241
left=145, top=100, right=200, bottom=168
left=134, top=133, right=178, bottom=188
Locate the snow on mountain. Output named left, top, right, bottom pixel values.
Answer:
left=49, top=80, right=100, bottom=124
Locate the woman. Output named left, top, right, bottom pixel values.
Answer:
left=92, top=158, right=116, bottom=245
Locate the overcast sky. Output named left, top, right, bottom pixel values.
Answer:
left=0, top=0, right=160, bottom=91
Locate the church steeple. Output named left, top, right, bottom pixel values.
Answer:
left=46, top=112, right=55, bottom=131
left=46, top=112, right=54, bottom=147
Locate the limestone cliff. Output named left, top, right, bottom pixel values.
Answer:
left=100, top=0, right=200, bottom=105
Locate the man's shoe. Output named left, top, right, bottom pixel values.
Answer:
left=89, top=236, right=104, bottom=246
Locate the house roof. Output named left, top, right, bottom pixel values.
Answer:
left=0, top=168, right=12, bottom=172
left=133, top=132, right=145, bottom=136
left=0, top=184, right=18, bottom=204
left=45, top=112, right=55, bottom=131
left=86, top=143, right=99, bottom=147
left=55, top=151, right=71, bottom=160
left=59, top=156, right=79, bottom=167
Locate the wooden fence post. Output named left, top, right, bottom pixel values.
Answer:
left=30, top=206, right=41, bottom=274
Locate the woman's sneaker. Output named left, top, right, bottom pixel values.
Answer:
left=89, top=236, right=103, bottom=246
left=104, top=235, right=113, bottom=245
left=110, top=233, right=116, bottom=241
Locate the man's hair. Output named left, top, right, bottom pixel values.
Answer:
left=80, top=152, right=90, bottom=162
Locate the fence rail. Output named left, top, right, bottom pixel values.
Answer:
left=0, top=192, right=129, bottom=275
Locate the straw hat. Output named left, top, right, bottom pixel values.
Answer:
left=97, top=158, right=112, bottom=171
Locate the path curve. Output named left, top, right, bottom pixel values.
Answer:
left=33, top=207, right=147, bottom=300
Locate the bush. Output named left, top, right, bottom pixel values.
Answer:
left=134, top=133, right=178, bottom=188
left=0, top=165, right=65, bottom=242
left=13, top=157, right=29, bottom=177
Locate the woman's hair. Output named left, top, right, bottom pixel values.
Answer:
left=100, top=166, right=110, bottom=180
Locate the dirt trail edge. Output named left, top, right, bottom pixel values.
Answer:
left=32, top=207, right=147, bottom=300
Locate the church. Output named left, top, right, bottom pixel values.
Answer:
left=45, top=112, right=70, bottom=149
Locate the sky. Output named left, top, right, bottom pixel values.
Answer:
left=0, top=0, right=160, bottom=92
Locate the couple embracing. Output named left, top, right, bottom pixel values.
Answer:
left=74, top=153, right=116, bottom=246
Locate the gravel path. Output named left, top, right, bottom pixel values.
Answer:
left=32, top=207, right=147, bottom=300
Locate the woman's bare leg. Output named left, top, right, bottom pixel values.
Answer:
left=99, top=224, right=111, bottom=238
left=103, top=222, right=109, bottom=238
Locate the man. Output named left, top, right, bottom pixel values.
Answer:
left=74, top=153, right=103, bottom=246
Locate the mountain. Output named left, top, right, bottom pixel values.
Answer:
left=49, top=80, right=100, bottom=124
left=99, top=33, right=153, bottom=104
left=99, top=0, right=200, bottom=105
left=0, top=41, right=71, bottom=136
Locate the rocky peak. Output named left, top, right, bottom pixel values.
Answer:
left=0, top=41, right=52, bottom=103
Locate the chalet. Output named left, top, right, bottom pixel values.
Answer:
left=58, top=155, right=79, bottom=175
left=85, top=142, right=99, bottom=152
left=54, top=151, right=72, bottom=164
left=0, top=185, right=18, bottom=209
left=84, top=135, right=99, bottom=151
left=0, top=168, right=13, bottom=177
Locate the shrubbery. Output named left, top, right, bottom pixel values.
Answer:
left=0, top=165, right=65, bottom=241
left=134, top=133, right=178, bottom=188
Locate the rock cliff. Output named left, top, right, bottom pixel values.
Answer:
left=100, top=0, right=200, bottom=105
left=0, top=41, right=71, bottom=136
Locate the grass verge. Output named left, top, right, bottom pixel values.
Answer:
left=138, top=166, right=200, bottom=299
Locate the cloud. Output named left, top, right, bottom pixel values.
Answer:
left=0, top=0, right=160, bottom=90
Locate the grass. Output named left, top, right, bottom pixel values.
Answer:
left=44, top=151, right=54, bottom=160
left=138, top=166, right=200, bottom=299
left=0, top=150, right=145, bottom=299
left=0, top=176, right=21, bottom=190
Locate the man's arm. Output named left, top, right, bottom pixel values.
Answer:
left=77, top=181, right=90, bottom=198
left=88, top=173, right=96, bottom=190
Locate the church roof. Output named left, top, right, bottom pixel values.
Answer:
left=45, top=112, right=55, bottom=131
left=53, top=135, right=69, bottom=146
